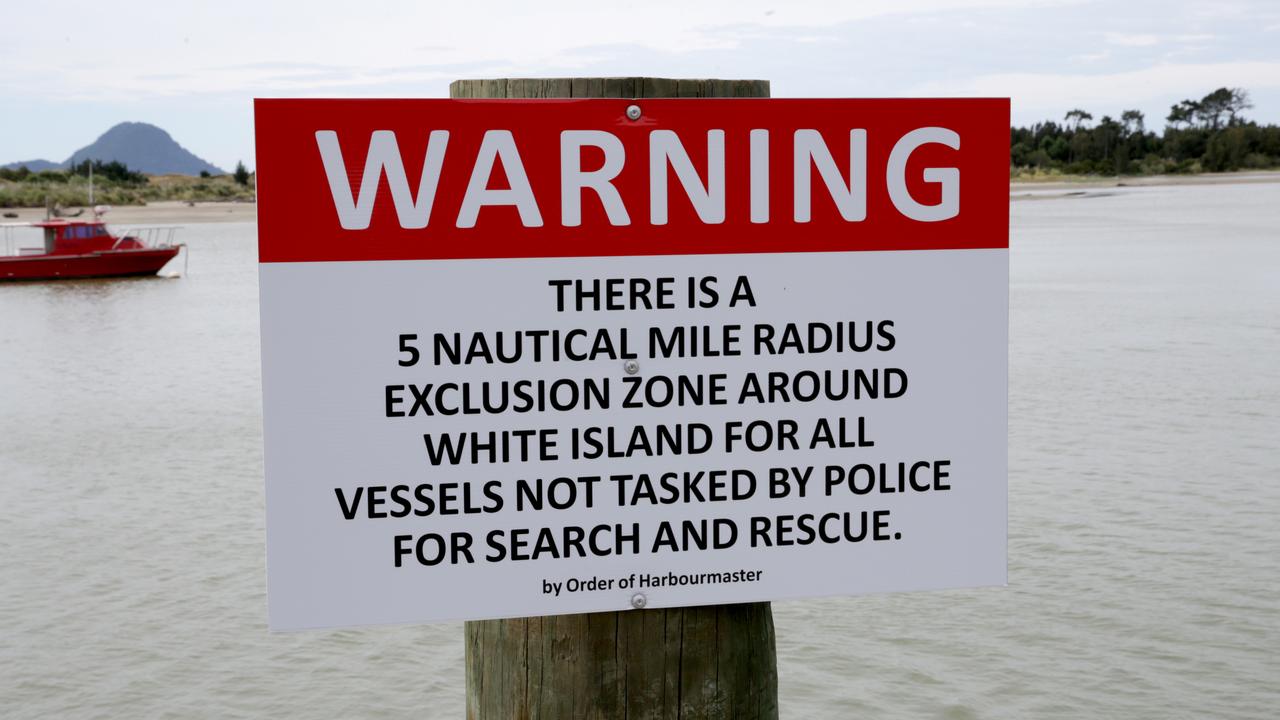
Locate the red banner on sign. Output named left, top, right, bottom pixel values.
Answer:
left=255, top=98, right=1008, bottom=263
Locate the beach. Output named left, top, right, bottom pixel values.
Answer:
left=1010, top=169, right=1280, bottom=199
left=0, top=200, right=257, bottom=225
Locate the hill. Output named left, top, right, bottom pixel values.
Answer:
left=2, top=122, right=224, bottom=176
left=2, top=158, right=62, bottom=172
left=66, top=122, right=225, bottom=175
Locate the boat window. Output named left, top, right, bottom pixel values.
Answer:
left=92, top=226, right=106, bottom=236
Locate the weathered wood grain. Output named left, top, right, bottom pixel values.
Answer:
left=449, top=77, right=769, bottom=100
left=465, top=603, right=778, bottom=720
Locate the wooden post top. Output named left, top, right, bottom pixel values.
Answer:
left=450, top=77, right=769, bottom=99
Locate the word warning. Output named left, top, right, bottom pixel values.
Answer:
left=256, top=98, right=1009, bottom=630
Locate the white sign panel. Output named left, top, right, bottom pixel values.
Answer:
left=256, top=98, right=1008, bottom=630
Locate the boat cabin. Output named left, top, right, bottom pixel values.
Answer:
left=32, top=220, right=143, bottom=255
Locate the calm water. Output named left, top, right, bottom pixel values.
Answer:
left=2, top=183, right=1277, bottom=719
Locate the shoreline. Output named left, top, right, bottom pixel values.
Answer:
left=0, top=200, right=257, bottom=225
left=1009, top=169, right=1280, bottom=199
left=2, top=170, right=1278, bottom=224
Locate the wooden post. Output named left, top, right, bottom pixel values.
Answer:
left=451, top=77, right=778, bottom=720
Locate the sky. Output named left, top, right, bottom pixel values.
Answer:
left=2, top=0, right=1279, bottom=172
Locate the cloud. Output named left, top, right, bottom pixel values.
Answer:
left=914, top=60, right=1280, bottom=116
left=1105, top=32, right=1160, bottom=47
left=1101, top=32, right=1214, bottom=48
left=1073, top=50, right=1112, bottom=63
left=0, top=0, right=1087, bottom=100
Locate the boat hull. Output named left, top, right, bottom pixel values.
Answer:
left=0, top=248, right=180, bottom=281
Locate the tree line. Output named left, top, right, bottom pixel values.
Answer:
left=0, top=159, right=255, bottom=208
left=0, top=159, right=146, bottom=185
left=1012, top=87, right=1280, bottom=175
left=0, top=159, right=252, bottom=186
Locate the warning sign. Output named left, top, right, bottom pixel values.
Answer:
left=255, top=98, right=1008, bottom=630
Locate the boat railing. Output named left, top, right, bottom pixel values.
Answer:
left=0, top=223, right=43, bottom=258
left=114, top=224, right=189, bottom=276
left=2, top=223, right=28, bottom=257
left=113, top=225, right=183, bottom=250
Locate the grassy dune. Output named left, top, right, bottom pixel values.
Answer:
left=0, top=173, right=255, bottom=209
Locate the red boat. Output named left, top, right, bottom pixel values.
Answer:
left=1, top=215, right=184, bottom=281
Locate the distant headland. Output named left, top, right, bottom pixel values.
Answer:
left=1, top=122, right=251, bottom=209
left=3, top=121, right=223, bottom=176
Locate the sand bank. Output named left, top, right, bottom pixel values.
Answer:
left=1011, top=169, right=1280, bottom=199
left=0, top=200, right=256, bottom=225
